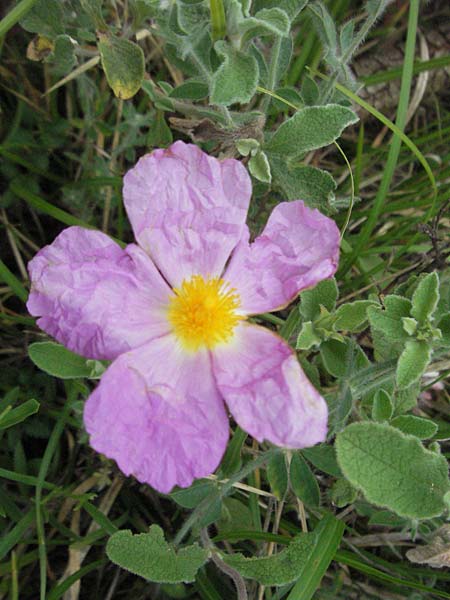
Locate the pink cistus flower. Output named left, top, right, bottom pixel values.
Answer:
left=27, top=141, right=340, bottom=494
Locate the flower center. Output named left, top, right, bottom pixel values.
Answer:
left=168, top=275, right=242, bottom=351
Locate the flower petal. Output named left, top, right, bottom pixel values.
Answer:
left=27, top=227, right=172, bottom=360
left=123, top=141, right=252, bottom=287
left=84, top=335, right=229, bottom=493
left=212, top=323, right=328, bottom=448
left=225, top=201, right=340, bottom=314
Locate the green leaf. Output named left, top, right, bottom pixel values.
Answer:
left=240, top=8, right=290, bottom=39
left=299, top=278, right=338, bottom=321
left=411, top=272, right=440, bottom=323
left=391, top=415, right=438, bottom=440
left=320, top=338, right=368, bottom=379
left=219, top=426, right=247, bottom=477
left=367, top=295, right=412, bottom=342
left=170, top=479, right=216, bottom=509
left=265, top=105, right=358, bottom=160
left=267, top=452, right=288, bottom=500
left=336, top=422, right=450, bottom=519
left=45, top=34, right=77, bottom=76
left=300, top=76, right=320, bottom=105
left=437, top=315, right=450, bottom=347
left=147, top=110, right=173, bottom=147
left=296, top=321, right=322, bottom=350
left=80, top=0, right=108, bottom=30
left=248, top=150, right=272, bottom=183
left=98, top=33, right=145, bottom=99
left=393, top=382, right=420, bottom=415
left=169, top=80, right=209, bottom=100
left=270, top=158, right=337, bottom=211
left=334, top=300, right=377, bottom=332
left=28, top=342, right=99, bottom=379
left=217, top=498, right=255, bottom=533
left=223, top=533, right=316, bottom=585
left=19, top=0, right=64, bottom=38
left=302, top=444, right=342, bottom=478
left=236, top=138, right=260, bottom=156
left=289, top=452, right=320, bottom=507
left=402, top=316, right=418, bottom=336
left=330, top=478, right=357, bottom=508
left=253, top=0, right=308, bottom=21
left=106, top=526, right=208, bottom=583
left=371, top=389, right=393, bottom=422
left=0, top=399, right=40, bottom=430
left=396, top=339, right=431, bottom=389
left=210, top=41, right=258, bottom=105
left=349, top=360, right=396, bottom=400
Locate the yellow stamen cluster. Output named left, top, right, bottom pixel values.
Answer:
left=168, top=275, right=242, bottom=351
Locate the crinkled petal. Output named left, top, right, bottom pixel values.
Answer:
left=123, top=141, right=252, bottom=287
left=212, top=323, right=328, bottom=448
left=84, top=335, right=229, bottom=493
left=225, top=201, right=340, bottom=315
left=27, top=226, right=172, bottom=360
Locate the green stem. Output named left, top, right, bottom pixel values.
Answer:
left=0, top=0, right=38, bottom=38
left=0, top=259, right=28, bottom=303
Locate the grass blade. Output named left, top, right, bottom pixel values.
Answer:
left=286, top=512, right=345, bottom=600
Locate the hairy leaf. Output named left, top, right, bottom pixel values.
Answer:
left=223, top=533, right=316, bottom=585
left=106, top=526, right=208, bottom=583
left=336, top=422, right=449, bottom=519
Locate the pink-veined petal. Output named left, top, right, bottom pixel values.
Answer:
left=84, top=335, right=229, bottom=494
left=27, top=227, right=172, bottom=360
left=212, top=323, right=328, bottom=448
left=123, top=141, right=252, bottom=287
left=225, top=201, right=340, bottom=315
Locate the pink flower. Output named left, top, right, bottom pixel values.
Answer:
left=27, top=141, right=340, bottom=494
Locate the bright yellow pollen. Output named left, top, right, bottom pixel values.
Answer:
left=168, top=275, right=242, bottom=351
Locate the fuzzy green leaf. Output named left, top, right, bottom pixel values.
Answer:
left=411, top=272, right=440, bottom=323
left=210, top=41, right=258, bottom=105
left=240, top=8, right=290, bottom=39
left=223, top=533, right=316, bottom=585
left=106, top=526, right=208, bottom=583
left=330, top=478, right=357, bottom=508
left=296, top=321, right=322, bottom=350
left=270, top=157, right=337, bottom=210
left=169, top=80, right=209, bottom=100
left=289, top=452, right=320, bottom=507
left=170, top=479, right=216, bottom=509
left=147, top=111, right=173, bottom=147
left=437, top=314, right=450, bottom=347
left=265, top=104, right=358, bottom=159
left=267, top=452, right=288, bottom=500
left=371, top=389, right=393, bottom=422
left=393, top=382, right=420, bottom=414
left=299, top=278, right=338, bottom=321
left=98, top=34, right=145, bottom=99
left=28, top=342, right=98, bottom=379
left=253, top=0, right=308, bottom=21
left=334, top=300, right=377, bottom=332
left=19, top=0, right=64, bottom=39
left=336, top=422, right=449, bottom=519
left=302, top=444, right=342, bottom=477
left=391, top=415, right=438, bottom=440
left=248, top=151, right=272, bottom=183
left=396, top=339, right=431, bottom=389
left=367, top=295, right=412, bottom=342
